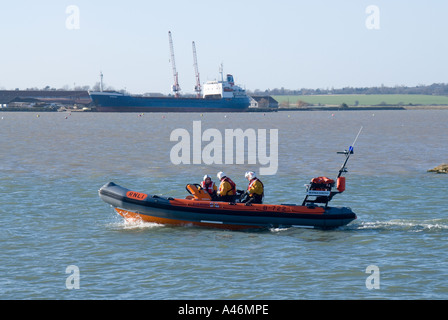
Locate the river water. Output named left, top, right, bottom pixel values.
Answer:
left=0, top=110, right=447, bottom=300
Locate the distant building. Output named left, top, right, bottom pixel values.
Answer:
left=249, top=96, right=279, bottom=109
left=0, top=90, right=91, bottom=109
left=142, top=92, right=165, bottom=97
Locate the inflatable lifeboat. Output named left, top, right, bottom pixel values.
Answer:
left=99, top=181, right=356, bottom=230
left=99, top=139, right=361, bottom=231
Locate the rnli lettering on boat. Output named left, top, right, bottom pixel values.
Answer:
left=126, top=191, right=148, bottom=201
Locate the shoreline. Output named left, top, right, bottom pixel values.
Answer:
left=1, top=105, right=448, bottom=113
left=278, top=105, right=448, bottom=111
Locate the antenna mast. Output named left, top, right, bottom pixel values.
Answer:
left=219, top=63, right=224, bottom=82
left=99, top=71, right=104, bottom=92
left=168, top=31, right=180, bottom=97
left=192, top=41, right=201, bottom=98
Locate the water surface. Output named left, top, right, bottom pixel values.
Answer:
left=0, top=110, right=447, bottom=299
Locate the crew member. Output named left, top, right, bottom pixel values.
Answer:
left=241, top=171, right=264, bottom=204
left=216, top=171, right=236, bottom=202
left=200, top=175, right=217, bottom=200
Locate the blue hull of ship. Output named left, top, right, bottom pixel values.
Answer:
left=90, top=93, right=251, bottom=112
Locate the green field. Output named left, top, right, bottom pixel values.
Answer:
left=273, top=94, right=448, bottom=107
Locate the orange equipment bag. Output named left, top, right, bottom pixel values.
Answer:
left=336, top=176, right=346, bottom=193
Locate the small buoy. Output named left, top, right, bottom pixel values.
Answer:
left=331, top=113, right=335, bottom=117
left=200, top=113, right=203, bottom=117
left=36, top=114, right=40, bottom=118
left=65, top=116, right=68, bottom=119
left=162, top=115, right=165, bottom=119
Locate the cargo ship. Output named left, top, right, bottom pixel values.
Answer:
left=89, top=74, right=251, bottom=112
left=90, top=32, right=252, bottom=112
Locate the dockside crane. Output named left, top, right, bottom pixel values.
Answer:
left=192, top=41, right=201, bottom=98
left=168, top=31, right=181, bottom=97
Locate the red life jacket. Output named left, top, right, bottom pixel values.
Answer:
left=200, top=181, right=216, bottom=194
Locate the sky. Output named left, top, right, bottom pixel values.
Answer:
left=0, top=0, right=447, bottom=94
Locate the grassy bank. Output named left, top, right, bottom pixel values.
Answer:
left=273, top=94, right=448, bottom=107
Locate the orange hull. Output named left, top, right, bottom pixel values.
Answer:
left=115, top=208, right=263, bottom=231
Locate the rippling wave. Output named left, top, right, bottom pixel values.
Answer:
left=348, top=219, right=448, bottom=232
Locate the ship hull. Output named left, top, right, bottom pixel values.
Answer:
left=90, top=92, right=251, bottom=112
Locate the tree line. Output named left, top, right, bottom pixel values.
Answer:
left=15, top=82, right=113, bottom=92
left=9, top=82, right=448, bottom=96
left=248, top=83, right=448, bottom=96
